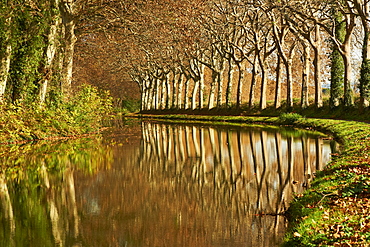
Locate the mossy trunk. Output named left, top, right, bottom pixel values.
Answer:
left=330, top=8, right=345, bottom=108
left=359, top=19, right=370, bottom=109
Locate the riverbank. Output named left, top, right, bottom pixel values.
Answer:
left=136, top=113, right=370, bottom=246
left=0, top=85, right=113, bottom=146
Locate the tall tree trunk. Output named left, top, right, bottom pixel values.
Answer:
left=0, top=16, right=12, bottom=103
left=151, top=78, right=157, bottom=110
left=177, top=74, right=185, bottom=109
left=225, top=57, right=233, bottom=108
left=356, top=1, right=370, bottom=109
left=208, top=70, right=218, bottom=109
left=0, top=44, right=11, bottom=103
left=140, top=80, right=147, bottom=111
left=165, top=71, right=172, bottom=109
left=217, top=59, right=227, bottom=108
left=313, top=51, right=323, bottom=108
left=155, top=78, right=161, bottom=110
left=330, top=11, right=345, bottom=108
left=199, top=64, right=205, bottom=109
left=274, top=56, right=282, bottom=109
left=145, top=78, right=153, bottom=111
left=172, top=71, right=180, bottom=109
left=342, top=41, right=354, bottom=107
left=340, top=12, right=355, bottom=107
left=40, top=6, right=61, bottom=105
left=160, top=77, right=166, bottom=109
left=184, top=76, right=190, bottom=109
left=301, top=40, right=310, bottom=109
left=259, top=57, right=268, bottom=110
left=192, top=79, right=199, bottom=110
left=60, top=0, right=77, bottom=100
left=286, top=59, right=294, bottom=109
left=235, top=62, right=242, bottom=110
left=285, top=44, right=296, bottom=109
left=249, top=54, right=259, bottom=109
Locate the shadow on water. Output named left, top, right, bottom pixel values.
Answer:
left=0, top=120, right=337, bottom=247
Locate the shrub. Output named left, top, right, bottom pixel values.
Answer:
left=279, top=112, right=304, bottom=124
left=65, top=85, right=113, bottom=131
left=0, top=85, right=114, bottom=143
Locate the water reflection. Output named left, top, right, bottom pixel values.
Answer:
left=127, top=122, right=335, bottom=246
left=0, top=121, right=336, bottom=247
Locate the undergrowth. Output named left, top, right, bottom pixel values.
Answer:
left=0, top=85, right=113, bottom=143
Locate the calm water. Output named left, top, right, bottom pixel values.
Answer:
left=0, top=120, right=337, bottom=247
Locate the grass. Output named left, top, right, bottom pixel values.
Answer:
left=135, top=113, right=370, bottom=246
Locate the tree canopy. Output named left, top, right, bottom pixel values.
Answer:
left=1, top=0, right=370, bottom=112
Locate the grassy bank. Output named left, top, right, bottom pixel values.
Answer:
left=137, top=113, right=370, bottom=246
left=0, top=85, right=113, bottom=145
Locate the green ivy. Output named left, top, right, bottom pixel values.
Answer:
left=359, top=59, right=370, bottom=101
left=330, top=7, right=345, bottom=108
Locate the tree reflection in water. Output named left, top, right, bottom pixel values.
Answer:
left=118, top=122, right=336, bottom=247
left=0, top=122, right=337, bottom=247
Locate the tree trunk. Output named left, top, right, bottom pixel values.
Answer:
left=39, top=8, right=60, bottom=105
left=342, top=41, right=353, bottom=107
left=145, top=78, right=152, bottom=111
left=199, top=64, right=205, bottom=109
left=274, top=56, right=282, bottom=109
left=313, top=33, right=323, bottom=108
left=184, top=76, right=190, bottom=109
left=259, top=56, right=268, bottom=110
left=208, top=70, right=218, bottom=109
left=0, top=44, right=11, bottom=103
left=0, top=16, right=12, bottom=103
left=357, top=1, right=370, bottom=109
left=192, top=79, right=199, bottom=110
left=172, top=71, right=180, bottom=108
left=60, top=0, right=77, bottom=100
left=329, top=11, right=345, bottom=108
left=249, top=54, right=259, bottom=109
left=301, top=41, right=310, bottom=109
left=286, top=58, right=294, bottom=109
left=160, top=77, right=166, bottom=109
left=165, top=71, right=172, bottom=109
left=235, top=62, right=243, bottom=110
left=155, top=78, right=161, bottom=110
left=141, top=80, right=147, bottom=111
left=285, top=44, right=296, bottom=109
left=217, top=59, right=227, bottom=108
left=151, top=78, right=157, bottom=110
left=225, top=58, right=233, bottom=108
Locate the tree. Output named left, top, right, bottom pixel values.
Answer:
left=330, top=7, right=345, bottom=108
left=352, top=0, right=370, bottom=109
left=59, top=0, right=78, bottom=98
left=0, top=3, right=12, bottom=103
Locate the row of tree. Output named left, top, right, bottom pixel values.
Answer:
left=1, top=0, right=370, bottom=112
left=86, top=0, right=370, bottom=112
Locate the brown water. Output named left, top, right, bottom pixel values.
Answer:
left=0, top=120, right=337, bottom=247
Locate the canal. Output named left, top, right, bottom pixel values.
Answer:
left=0, top=120, right=337, bottom=246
